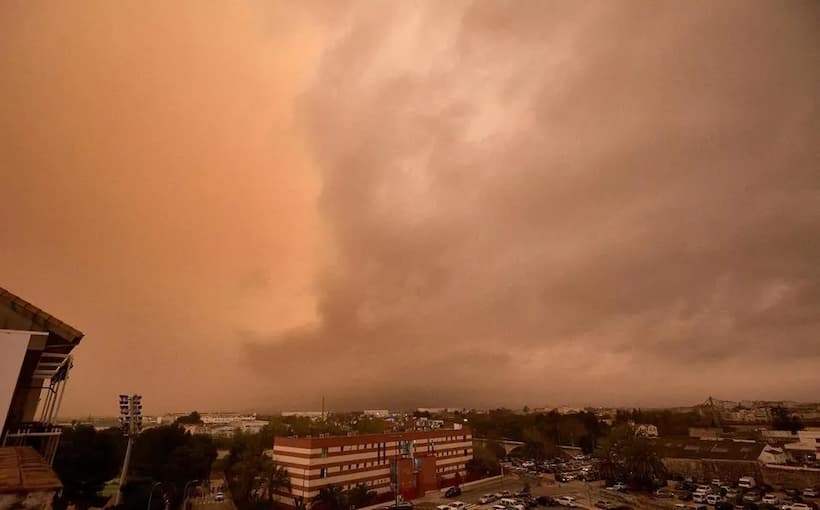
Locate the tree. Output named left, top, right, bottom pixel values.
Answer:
left=258, top=460, right=291, bottom=506
left=771, top=406, right=803, bottom=433
left=347, top=484, right=377, bottom=509
left=595, top=425, right=665, bottom=491
left=129, top=425, right=217, bottom=508
left=53, top=426, right=125, bottom=510
left=467, top=443, right=501, bottom=478
left=176, top=411, right=203, bottom=425
left=521, top=426, right=559, bottom=461
left=313, top=485, right=347, bottom=510
left=224, top=430, right=290, bottom=510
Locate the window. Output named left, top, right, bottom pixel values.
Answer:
left=341, top=445, right=344, bottom=452
left=321, top=447, right=328, bottom=457
left=464, top=449, right=468, bottom=455
left=320, top=467, right=328, bottom=478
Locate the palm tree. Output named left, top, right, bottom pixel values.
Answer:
left=258, top=458, right=291, bottom=505
left=313, top=485, right=347, bottom=510
left=347, top=484, right=376, bottom=509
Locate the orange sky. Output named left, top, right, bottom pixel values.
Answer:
left=1, top=1, right=818, bottom=416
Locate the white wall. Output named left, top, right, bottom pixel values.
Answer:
left=0, top=330, right=34, bottom=434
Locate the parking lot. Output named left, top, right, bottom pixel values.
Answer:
left=411, top=472, right=820, bottom=510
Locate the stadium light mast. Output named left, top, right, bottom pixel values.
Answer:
left=115, top=394, right=143, bottom=506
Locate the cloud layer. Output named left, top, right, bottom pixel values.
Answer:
left=2, top=1, right=817, bottom=414
left=243, top=0, right=820, bottom=408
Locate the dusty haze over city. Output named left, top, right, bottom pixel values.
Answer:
left=1, top=1, right=818, bottom=416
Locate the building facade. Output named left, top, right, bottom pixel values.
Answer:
left=272, top=427, right=473, bottom=508
left=1, top=287, right=84, bottom=465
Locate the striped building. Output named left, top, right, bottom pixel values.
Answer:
left=272, top=427, right=473, bottom=507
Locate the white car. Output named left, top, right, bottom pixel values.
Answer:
left=480, top=495, right=497, bottom=505
left=804, top=489, right=818, bottom=498
left=215, top=492, right=224, bottom=502
left=607, top=483, right=628, bottom=491
left=706, top=495, right=721, bottom=505
left=693, top=494, right=707, bottom=503
left=557, top=496, right=576, bottom=507
left=762, top=495, right=778, bottom=505
left=782, top=504, right=810, bottom=510
left=450, top=503, right=466, bottom=510
left=492, top=505, right=506, bottom=510
left=437, top=505, right=452, bottom=510
left=738, top=477, right=756, bottom=489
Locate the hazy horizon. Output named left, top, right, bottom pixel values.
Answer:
left=2, top=1, right=818, bottom=417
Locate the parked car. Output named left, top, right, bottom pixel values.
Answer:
left=446, top=488, right=462, bottom=498
left=493, top=505, right=507, bottom=510
left=744, top=493, right=763, bottom=503
left=437, top=506, right=452, bottom=510
left=739, top=478, right=757, bottom=489
left=500, top=491, right=512, bottom=498
left=215, top=493, right=224, bottom=502
left=694, top=494, right=708, bottom=504
left=450, top=502, right=466, bottom=510
left=556, top=497, right=576, bottom=507
left=782, top=504, right=810, bottom=510
left=706, top=495, right=721, bottom=505
left=763, top=496, right=778, bottom=505
left=656, top=489, right=675, bottom=499
left=678, top=492, right=694, bottom=501
left=480, top=494, right=498, bottom=504
left=607, top=483, right=628, bottom=492
left=804, top=489, right=818, bottom=499
left=516, top=490, right=532, bottom=498
left=536, top=497, right=556, bottom=507
left=385, top=503, right=413, bottom=510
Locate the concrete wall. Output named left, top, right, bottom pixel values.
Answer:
left=760, top=464, right=820, bottom=490
left=662, top=458, right=760, bottom=482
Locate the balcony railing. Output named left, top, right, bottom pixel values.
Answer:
left=2, top=422, right=63, bottom=464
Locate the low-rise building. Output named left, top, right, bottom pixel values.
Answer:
left=655, top=437, right=765, bottom=482
left=272, top=427, right=473, bottom=508
left=201, top=413, right=257, bottom=424
left=363, top=410, right=390, bottom=418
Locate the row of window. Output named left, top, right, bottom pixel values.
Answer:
left=436, top=464, right=465, bottom=473
left=433, top=448, right=470, bottom=458
left=317, top=436, right=470, bottom=457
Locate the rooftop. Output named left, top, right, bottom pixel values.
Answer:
left=654, top=437, right=765, bottom=461
left=0, top=286, right=83, bottom=344
left=0, top=447, right=62, bottom=493
left=274, top=426, right=471, bottom=447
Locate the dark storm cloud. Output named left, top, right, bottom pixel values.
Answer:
left=243, top=0, right=820, bottom=409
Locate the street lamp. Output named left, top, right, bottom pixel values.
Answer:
left=184, top=479, right=201, bottom=510
left=147, top=482, right=163, bottom=510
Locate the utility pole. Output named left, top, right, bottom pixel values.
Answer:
left=115, top=394, right=143, bottom=506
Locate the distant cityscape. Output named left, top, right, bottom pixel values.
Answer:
left=58, top=399, right=820, bottom=439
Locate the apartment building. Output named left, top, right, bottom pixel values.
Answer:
left=272, top=427, right=473, bottom=507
